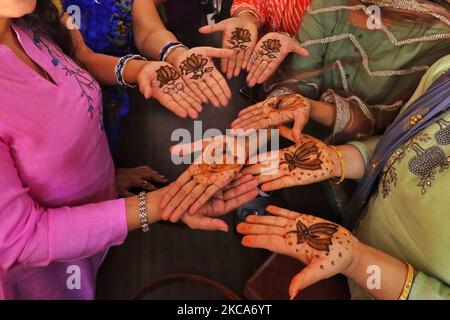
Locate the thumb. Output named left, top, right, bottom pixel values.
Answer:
left=278, top=125, right=297, bottom=143
left=292, top=113, right=308, bottom=142
left=203, top=47, right=235, bottom=59
left=290, top=40, right=309, bottom=57
left=199, top=21, right=226, bottom=34
left=289, top=264, right=329, bottom=300
left=139, top=77, right=153, bottom=99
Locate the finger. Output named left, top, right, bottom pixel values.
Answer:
left=221, top=57, right=229, bottom=74
left=260, top=175, right=299, bottom=192
left=223, top=174, right=255, bottom=193
left=176, top=84, right=203, bottom=112
left=236, top=223, right=286, bottom=237
left=246, top=57, right=263, bottom=86
left=198, top=21, right=227, bottom=34
left=170, top=183, right=206, bottom=222
left=278, top=125, right=297, bottom=142
left=231, top=108, right=264, bottom=128
left=170, top=137, right=212, bottom=157
left=211, top=70, right=232, bottom=101
left=183, top=214, right=229, bottom=232
left=163, top=180, right=199, bottom=222
left=246, top=51, right=258, bottom=72
left=248, top=59, right=269, bottom=87
left=142, top=169, right=168, bottom=184
left=139, top=80, right=153, bottom=99
left=160, top=96, right=189, bottom=118
left=183, top=85, right=203, bottom=106
left=222, top=177, right=258, bottom=200
left=226, top=50, right=238, bottom=80
left=234, top=49, right=246, bottom=77
left=201, top=47, right=235, bottom=59
left=289, top=264, right=331, bottom=300
left=244, top=214, right=290, bottom=228
left=204, top=75, right=228, bottom=107
left=185, top=78, right=209, bottom=104
left=256, top=60, right=277, bottom=85
left=171, top=92, right=199, bottom=119
left=233, top=116, right=271, bottom=131
left=290, top=41, right=309, bottom=57
left=160, top=169, right=193, bottom=210
left=265, top=205, right=300, bottom=220
left=198, top=79, right=221, bottom=107
left=242, top=45, right=254, bottom=70
left=189, top=184, right=221, bottom=215
left=241, top=235, right=291, bottom=256
left=223, top=189, right=259, bottom=213
left=292, top=113, right=308, bottom=141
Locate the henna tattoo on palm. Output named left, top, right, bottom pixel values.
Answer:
left=287, top=221, right=338, bottom=252
left=228, top=27, right=252, bottom=50
left=283, top=216, right=354, bottom=271
left=258, top=39, right=281, bottom=59
left=282, top=141, right=324, bottom=172
left=156, top=65, right=184, bottom=94
left=180, top=53, right=214, bottom=80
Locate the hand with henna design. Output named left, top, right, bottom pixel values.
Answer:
left=181, top=174, right=258, bottom=232
left=199, top=17, right=259, bottom=80
left=243, top=131, right=342, bottom=192
left=237, top=205, right=359, bottom=299
left=136, top=61, right=203, bottom=118
left=160, top=135, right=247, bottom=222
left=246, top=32, right=309, bottom=87
left=231, top=94, right=311, bottom=141
left=167, top=47, right=234, bottom=108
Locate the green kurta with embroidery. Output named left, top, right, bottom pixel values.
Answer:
left=282, top=0, right=449, bottom=112
left=348, top=55, right=450, bottom=300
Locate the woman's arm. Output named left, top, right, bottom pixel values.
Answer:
left=0, top=138, right=257, bottom=270
left=66, top=14, right=147, bottom=86
left=237, top=205, right=438, bottom=300
left=132, top=0, right=178, bottom=61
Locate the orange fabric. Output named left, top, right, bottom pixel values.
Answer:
left=231, top=0, right=311, bottom=36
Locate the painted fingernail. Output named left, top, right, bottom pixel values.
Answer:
left=290, top=289, right=300, bottom=300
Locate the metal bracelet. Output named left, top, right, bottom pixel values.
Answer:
left=114, top=54, right=148, bottom=88
left=138, top=191, right=150, bottom=233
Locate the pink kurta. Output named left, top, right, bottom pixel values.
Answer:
left=0, top=23, right=127, bottom=299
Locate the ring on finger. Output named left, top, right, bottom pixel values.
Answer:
left=141, top=179, right=149, bottom=187
left=267, top=118, right=273, bottom=126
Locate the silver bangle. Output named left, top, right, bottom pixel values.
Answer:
left=267, top=88, right=294, bottom=99
left=138, top=191, right=150, bottom=233
left=162, top=43, right=188, bottom=62
left=114, top=54, right=148, bottom=88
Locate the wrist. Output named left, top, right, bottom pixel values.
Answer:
left=165, top=46, right=188, bottom=66
left=329, top=145, right=345, bottom=179
left=233, top=8, right=261, bottom=29
left=237, top=13, right=261, bottom=29
left=343, top=239, right=365, bottom=279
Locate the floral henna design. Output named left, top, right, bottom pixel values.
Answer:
left=287, top=220, right=338, bottom=252
left=191, top=163, right=243, bottom=186
left=180, top=53, right=214, bottom=80
left=258, top=39, right=281, bottom=59
left=156, top=65, right=184, bottom=94
left=228, top=27, right=252, bottom=50
left=282, top=141, right=324, bottom=172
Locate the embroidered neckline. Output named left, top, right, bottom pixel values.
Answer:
left=29, top=28, right=103, bottom=130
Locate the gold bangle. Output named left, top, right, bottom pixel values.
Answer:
left=236, top=9, right=261, bottom=27
left=398, top=263, right=414, bottom=300
left=329, top=145, right=345, bottom=184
